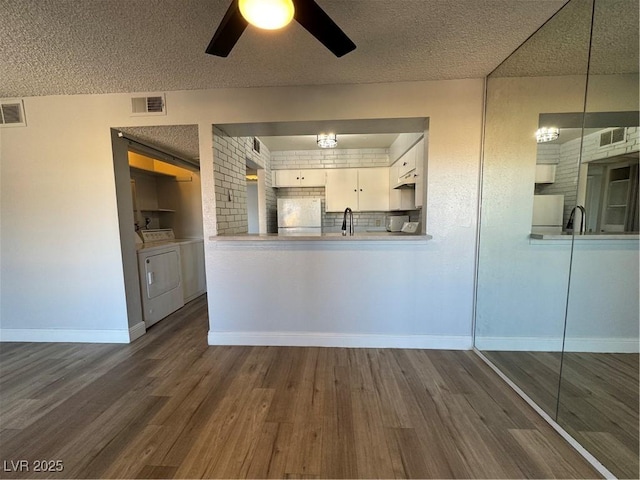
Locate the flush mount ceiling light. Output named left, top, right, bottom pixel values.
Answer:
left=317, top=133, right=337, bottom=148
left=239, top=0, right=294, bottom=30
left=536, top=127, right=560, bottom=143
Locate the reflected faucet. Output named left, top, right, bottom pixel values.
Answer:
left=342, top=207, right=354, bottom=236
left=566, top=205, right=586, bottom=234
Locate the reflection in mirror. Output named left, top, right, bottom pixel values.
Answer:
left=474, top=0, right=593, bottom=418
left=475, top=0, right=639, bottom=477
left=534, top=113, right=639, bottom=235
left=556, top=0, right=639, bottom=477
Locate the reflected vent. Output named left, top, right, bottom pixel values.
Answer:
left=131, top=94, right=166, bottom=116
left=0, top=99, right=26, bottom=127
left=600, top=127, right=626, bottom=147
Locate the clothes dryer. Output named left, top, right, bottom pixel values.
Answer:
left=137, top=229, right=184, bottom=327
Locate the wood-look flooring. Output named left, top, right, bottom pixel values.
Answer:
left=0, top=296, right=601, bottom=479
left=484, top=350, right=639, bottom=479
left=482, top=351, right=562, bottom=417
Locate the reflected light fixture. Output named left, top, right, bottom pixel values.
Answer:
left=535, top=127, right=560, bottom=143
left=317, top=133, right=338, bottom=148
left=239, top=0, right=295, bottom=30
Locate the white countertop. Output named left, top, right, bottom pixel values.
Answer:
left=529, top=233, right=639, bottom=246
left=530, top=233, right=639, bottom=241
left=210, top=232, right=432, bottom=243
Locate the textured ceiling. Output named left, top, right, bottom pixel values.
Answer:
left=117, top=125, right=200, bottom=161
left=493, top=0, right=639, bottom=77
left=0, top=0, right=569, bottom=98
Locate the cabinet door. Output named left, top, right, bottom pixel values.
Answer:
left=325, top=169, right=358, bottom=212
left=358, top=168, right=389, bottom=211
left=300, top=169, right=326, bottom=187
left=180, top=241, right=206, bottom=302
left=534, top=164, right=556, bottom=184
left=414, top=138, right=425, bottom=208
left=389, top=164, right=401, bottom=210
left=398, top=144, right=417, bottom=177
left=273, top=170, right=301, bottom=187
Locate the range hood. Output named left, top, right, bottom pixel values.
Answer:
left=393, top=172, right=416, bottom=189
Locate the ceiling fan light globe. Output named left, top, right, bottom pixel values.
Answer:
left=239, top=0, right=295, bottom=30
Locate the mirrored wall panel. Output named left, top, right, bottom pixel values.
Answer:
left=475, top=0, right=593, bottom=417
left=557, top=1, right=639, bottom=478
left=475, top=0, right=639, bottom=477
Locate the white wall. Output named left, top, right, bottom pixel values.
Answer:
left=246, top=182, right=259, bottom=234
left=475, top=74, right=639, bottom=353
left=0, top=79, right=483, bottom=345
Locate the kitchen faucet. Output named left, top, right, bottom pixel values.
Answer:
left=566, top=205, right=586, bottom=234
left=342, top=207, right=354, bottom=236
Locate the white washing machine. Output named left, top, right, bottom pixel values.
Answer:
left=137, top=229, right=185, bottom=328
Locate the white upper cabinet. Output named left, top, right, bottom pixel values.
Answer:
left=358, top=168, right=389, bottom=211
left=414, top=138, right=425, bottom=208
left=325, top=168, right=388, bottom=212
left=273, top=169, right=326, bottom=187
left=398, top=144, right=417, bottom=178
left=534, top=164, right=556, bottom=184
left=325, top=169, right=359, bottom=212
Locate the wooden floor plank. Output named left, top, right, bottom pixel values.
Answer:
left=350, top=389, right=396, bottom=479
left=320, top=365, right=358, bottom=479
left=244, top=422, right=293, bottom=479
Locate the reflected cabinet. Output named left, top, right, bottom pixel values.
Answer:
left=474, top=0, right=639, bottom=478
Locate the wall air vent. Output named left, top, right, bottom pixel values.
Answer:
left=600, top=127, right=626, bottom=147
left=0, top=99, right=26, bottom=127
left=130, top=93, right=166, bottom=116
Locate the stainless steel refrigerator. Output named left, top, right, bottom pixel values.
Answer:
left=277, top=197, right=322, bottom=235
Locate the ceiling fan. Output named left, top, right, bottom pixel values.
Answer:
left=205, top=0, right=356, bottom=58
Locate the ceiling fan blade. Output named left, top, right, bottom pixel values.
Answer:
left=205, top=0, right=248, bottom=57
left=293, top=0, right=356, bottom=57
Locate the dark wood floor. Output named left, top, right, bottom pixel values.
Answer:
left=484, top=350, right=639, bottom=479
left=0, top=296, right=601, bottom=479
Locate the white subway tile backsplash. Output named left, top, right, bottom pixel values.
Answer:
left=213, top=127, right=278, bottom=235
left=270, top=148, right=389, bottom=170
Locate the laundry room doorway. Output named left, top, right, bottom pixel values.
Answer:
left=110, top=126, right=205, bottom=340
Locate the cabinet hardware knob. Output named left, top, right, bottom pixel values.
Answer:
left=354, top=189, right=357, bottom=192
left=403, top=162, right=407, bottom=166
left=360, top=189, right=363, bottom=191
left=296, top=177, right=299, bottom=180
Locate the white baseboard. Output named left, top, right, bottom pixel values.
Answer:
left=208, top=331, right=473, bottom=350
left=0, top=328, right=131, bottom=344
left=128, top=322, right=147, bottom=342
left=564, top=337, right=639, bottom=353
left=474, top=336, right=563, bottom=352
left=475, top=336, right=639, bottom=353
